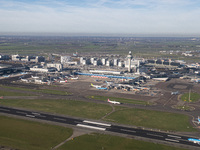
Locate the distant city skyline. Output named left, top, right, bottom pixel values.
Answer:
left=0, top=0, right=200, bottom=36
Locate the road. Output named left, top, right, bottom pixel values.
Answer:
left=0, top=106, right=199, bottom=148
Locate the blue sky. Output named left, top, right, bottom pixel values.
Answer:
left=0, top=0, right=200, bottom=35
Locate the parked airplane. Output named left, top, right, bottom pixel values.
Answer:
left=21, top=79, right=28, bottom=82
left=188, top=138, right=200, bottom=144
left=131, top=88, right=140, bottom=91
left=193, top=116, right=200, bottom=124
left=91, top=83, right=102, bottom=88
left=152, top=77, right=169, bottom=81
left=31, top=75, right=39, bottom=79
left=191, top=78, right=200, bottom=83
left=59, top=80, right=67, bottom=83
left=108, top=99, right=120, bottom=104
left=136, top=87, right=149, bottom=90
left=96, top=87, right=108, bottom=90
left=3, top=75, right=10, bottom=77
left=171, top=91, right=179, bottom=95
left=105, top=81, right=114, bottom=85
left=70, top=77, right=78, bottom=80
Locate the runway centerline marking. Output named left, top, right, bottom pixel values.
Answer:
left=167, top=135, right=181, bottom=139
left=147, top=133, right=163, bottom=138
left=165, top=138, right=179, bottom=142
left=32, top=112, right=40, bottom=115
left=26, top=114, right=35, bottom=118
left=38, top=115, right=46, bottom=118
left=53, top=117, right=66, bottom=121
left=120, top=129, right=136, bottom=133
left=16, top=111, right=27, bottom=114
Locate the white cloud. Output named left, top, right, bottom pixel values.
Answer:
left=0, top=0, right=200, bottom=34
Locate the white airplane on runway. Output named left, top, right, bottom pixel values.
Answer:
left=193, top=116, right=200, bottom=124
left=188, top=138, right=200, bottom=144
left=108, top=99, right=120, bottom=104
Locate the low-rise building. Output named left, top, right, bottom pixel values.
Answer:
left=47, top=63, right=63, bottom=71
left=93, top=59, right=102, bottom=66
left=11, top=54, right=21, bottom=61
left=114, top=59, right=119, bottom=66
left=80, top=57, right=90, bottom=65
left=61, top=56, right=71, bottom=64
left=101, top=58, right=107, bottom=65
left=118, top=61, right=124, bottom=67
left=106, top=60, right=112, bottom=67
left=0, top=55, right=9, bottom=60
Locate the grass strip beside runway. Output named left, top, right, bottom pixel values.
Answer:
left=58, top=133, right=186, bottom=150
left=0, top=85, right=71, bottom=95
left=0, top=90, right=33, bottom=96
left=0, top=115, right=73, bottom=150
left=88, top=95, right=151, bottom=105
left=0, top=98, right=195, bottom=132
left=0, top=99, right=112, bottom=120
left=103, top=108, right=195, bottom=132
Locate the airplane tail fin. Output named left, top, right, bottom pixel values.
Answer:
left=108, top=99, right=110, bottom=102
left=91, top=83, right=93, bottom=87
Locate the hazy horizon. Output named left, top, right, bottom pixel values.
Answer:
left=0, top=32, right=200, bottom=38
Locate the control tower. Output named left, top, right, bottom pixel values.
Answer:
left=127, top=51, right=133, bottom=72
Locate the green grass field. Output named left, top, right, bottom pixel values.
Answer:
left=58, top=133, right=186, bottom=150
left=0, top=84, right=195, bottom=132
left=0, top=99, right=112, bottom=120
left=88, top=95, right=152, bottom=105
left=0, top=85, right=71, bottom=95
left=0, top=90, right=33, bottom=96
left=0, top=115, right=73, bottom=150
left=103, top=108, right=195, bottom=132
left=181, top=92, right=200, bottom=102
left=37, top=88, right=71, bottom=95
left=175, top=105, right=194, bottom=111
left=0, top=98, right=195, bottom=132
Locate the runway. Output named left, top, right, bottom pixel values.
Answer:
left=0, top=106, right=199, bottom=148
